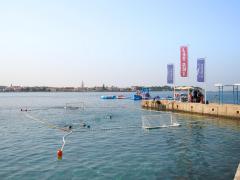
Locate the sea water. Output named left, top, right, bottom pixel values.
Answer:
left=0, top=92, right=240, bottom=180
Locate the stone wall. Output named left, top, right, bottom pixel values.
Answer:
left=141, top=100, right=240, bottom=119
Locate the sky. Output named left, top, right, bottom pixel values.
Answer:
left=0, top=0, right=240, bottom=89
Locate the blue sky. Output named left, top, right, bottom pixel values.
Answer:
left=0, top=0, right=239, bottom=89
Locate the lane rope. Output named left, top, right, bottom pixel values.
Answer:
left=61, top=130, right=73, bottom=151
left=24, top=112, right=72, bottom=159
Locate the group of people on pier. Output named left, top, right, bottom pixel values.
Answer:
left=188, top=89, right=204, bottom=103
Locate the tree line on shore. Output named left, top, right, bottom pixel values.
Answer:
left=0, top=85, right=173, bottom=92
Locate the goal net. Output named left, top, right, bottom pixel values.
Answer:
left=142, top=113, right=180, bottom=129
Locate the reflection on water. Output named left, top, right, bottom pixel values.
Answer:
left=179, top=112, right=240, bottom=131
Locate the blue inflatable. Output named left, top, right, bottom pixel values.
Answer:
left=101, top=95, right=116, bottom=99
left=131, top=94, right=142, bottom=100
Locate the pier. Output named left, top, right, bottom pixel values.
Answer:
left=141, top=100, right=240, bottom=120
left=235, top=163, right=240, bottom=180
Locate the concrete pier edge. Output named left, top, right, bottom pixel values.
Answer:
left=141, top=100, right=240, bottom=120
left=234, top=163, right=240, bottom=180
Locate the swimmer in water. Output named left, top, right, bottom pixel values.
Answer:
left=105, top=115, right=112, bottom=119
left=62, top=125, right=72, bottom=131
left=80, top=122, right=90, bottom=129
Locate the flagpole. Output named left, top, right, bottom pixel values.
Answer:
left=197, top=58, right=207, bottom=104
left=173, top=64, right=176, bottom=101
left=205, top=57, right=207, bottom=104
left=167, top=64, right=175, bottom=100
left=174, top=84, right=176, bottom=101
left=205, top=83, right=207, bottom=104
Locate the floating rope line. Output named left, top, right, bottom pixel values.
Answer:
left=61, top=130, right=73, bottom=151
left=23, top=105, right=174, bottom=160
left=25, top=105, right=132, bottom=112
left=72, top=125, right=142, bottom=133
left=24, top=112, right=72, bottom=160
left=25, top=113, right=60, bottom=130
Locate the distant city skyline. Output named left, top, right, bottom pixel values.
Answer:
left=0, top=0, right=240, bottom=90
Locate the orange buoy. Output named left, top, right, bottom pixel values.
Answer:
left=57, top=149, right=63, bottom=160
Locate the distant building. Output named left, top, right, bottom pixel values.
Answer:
left=81, top=81, right=84, bottom=89
left=131, top=86, right=142, bottom=91
left=63, top=87, right=75, bottom=92
left=109, top=86, right=119, bottom=91
left=48, top=87, right=57, bottom=92
left=0, top=86, right=7, bottom=92
left=5, top=85, right=21, bottom=92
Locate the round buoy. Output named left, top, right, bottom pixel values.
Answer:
left=57, top=149, right=63, bottom=160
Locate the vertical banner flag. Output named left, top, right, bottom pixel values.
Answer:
left=180, top=46, right=188, bottom=77
left=197, top=58, right=205, bottom=82
left=167, top=64, right=174, bottom=84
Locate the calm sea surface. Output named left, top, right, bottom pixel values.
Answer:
left=0, top=92, right=240, bottom=180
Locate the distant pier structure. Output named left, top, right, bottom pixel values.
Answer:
left=215, top=83, right=240, bottom=104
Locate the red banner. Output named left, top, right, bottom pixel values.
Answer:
left=180, top=46, right=188, bottom=77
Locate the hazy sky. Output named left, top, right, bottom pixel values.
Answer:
left=0, top=0, right=240, bottom=89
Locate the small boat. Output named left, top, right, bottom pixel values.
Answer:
left=131, top=87, right=151, bottom=100
left=116, top=95, right=127, bottom=99
left=142, top=94, right=151, bottom=100
left=153, top=96, right=160, bottom=100
left=131, top=94, right=142, bottom=100
left=160, top=96, right=174, bottom=100
left=166, top=96, right=174, bottom=100
left=101, top=95, right=116, bottom=99
left=141, top=88, right=151, bottom=100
